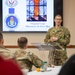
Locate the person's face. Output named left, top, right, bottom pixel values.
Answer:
left=54, top=15, right=62, bottom=26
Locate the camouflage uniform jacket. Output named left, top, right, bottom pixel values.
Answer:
left=44, top=26, right=70, bottom=65
left=14, top=49, right=43, bottom=71
left=44, top=26, right=70, bottom=47
left=0, top=46, right=13, bottom=59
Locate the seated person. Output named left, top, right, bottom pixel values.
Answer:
left=58, top=54, right=75, bottom=75
left=0, top=32, right=13, bottom=59
left=14, top=37, right=43, bottom=71
left=0, top=56, right=23, bottom=75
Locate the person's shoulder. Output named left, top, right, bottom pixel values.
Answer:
left=14, top=49, right=26, bottom=58
left=15, top=49, right=22, bottom=53
left=26, top=52, right=33, bottom=56
left=47, top=27, right=54, bottom=31
left=15, top=49, right=20, bottom=52
left=0, top=46, right=11, bottom=55
left=0, top=46, right=10, bottom=51
left=48, top=27, right=54, bottom=30
left=61, top=26, right=70, bottom=31
left=61, top=26, right=68, bottom=30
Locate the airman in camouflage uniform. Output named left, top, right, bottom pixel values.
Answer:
left=14, top=37, right=43, bottom=71
left=0, top=46, right=13, bottom=59
left=44, top=15, right=70, bottom=66
left=0, top=32, right=13, bottom=59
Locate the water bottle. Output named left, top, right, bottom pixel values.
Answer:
left=42, top=61, right=47, bottom=71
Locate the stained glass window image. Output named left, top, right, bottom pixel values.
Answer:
left=26, top=0, right=47, bottom=21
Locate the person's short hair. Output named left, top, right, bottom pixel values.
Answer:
left=17, top=37, right=28, bottom=48
left=54, top=14, right=62, bottom=19
left=0, top=32, right=3, bottom=42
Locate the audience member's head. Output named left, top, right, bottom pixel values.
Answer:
left=0, top=55, right=23, bottom=75
left=58, top=54, right=75, bottom=75
left=0, top=32, right=4, bottom=46
left=17, top=37, right=28, bottom=49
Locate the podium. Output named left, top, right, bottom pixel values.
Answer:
left=32, top=42, right=64, bottom=65
left=31, top=42, right=64, bottom=51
